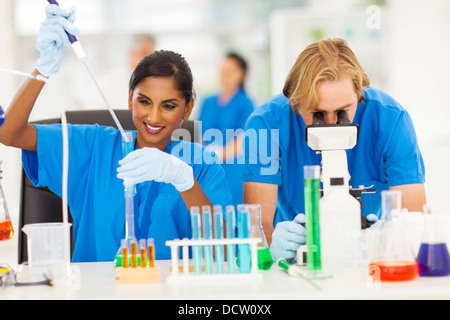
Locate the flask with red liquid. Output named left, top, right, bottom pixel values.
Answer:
left=0, top=161, right=13, bottom=241
left=369, top=190, right=418, bottom=281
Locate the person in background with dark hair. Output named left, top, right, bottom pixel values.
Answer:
left=198, top=52, right=255, bottom=206
left=0, top=4, right=232, bottom=262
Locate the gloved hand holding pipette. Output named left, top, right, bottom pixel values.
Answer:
left=35, top=4, right=80, bottom=77
left=270, top=213, right=306, bottom=262
left=116, top=147, right=195, bottom=192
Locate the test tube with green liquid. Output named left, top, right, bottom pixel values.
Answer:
left=304, top=165, right=322, bottom=272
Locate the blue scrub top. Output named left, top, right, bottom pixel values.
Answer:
left=243, top=87, right=425, bottom=226
left=22, top=124, right=233, bottom=262
left=198, top=88, right=255, bottom=206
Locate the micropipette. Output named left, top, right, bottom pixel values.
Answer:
left=46, top=0, right=129, bottom=142
left=0, top=68, right=48, bottom=83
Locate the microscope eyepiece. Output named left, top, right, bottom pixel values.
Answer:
left=336, top=110, right=351, bottom=125
left=312, top=112, right=325, bottom=126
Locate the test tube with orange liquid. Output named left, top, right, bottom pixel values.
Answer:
left=0, top=161, right=13, bottom=241
left=147, top=238, right=155, bottom=268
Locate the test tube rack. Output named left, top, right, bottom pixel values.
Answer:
left=115, top=265, right=161, bottom=284
left=165, top=237, right=263, bottom=282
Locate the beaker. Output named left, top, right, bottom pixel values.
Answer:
left=247, top=204, right=273, bottom=270
left=22, top=222, right=72, bottom=281
left=0, top=161, right=13, bottom=241
left=417, top=206, right=450, bottom=277
left=369, top=190, right=419, bottom=281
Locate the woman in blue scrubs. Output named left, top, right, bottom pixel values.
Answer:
left=243, top=38, right=427, bottom=262
left=0, top=5, right=232, bottom=262
left=198, top=53, right=255, bottom=206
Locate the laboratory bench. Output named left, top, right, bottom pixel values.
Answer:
left=1, top=260, right=450, bottom=300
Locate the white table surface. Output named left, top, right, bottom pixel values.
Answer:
left=1, top=259, right=450, bottom=300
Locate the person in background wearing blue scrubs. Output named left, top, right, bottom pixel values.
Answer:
left=243, top=38, right=426, bottom=262
left=198, top=52, right=255, bottom=206
left=0, top=4, right=232, bottom=262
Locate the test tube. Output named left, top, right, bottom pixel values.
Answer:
left=304, top=165, right=322, bottom=272
left=130, top=239, right=138, bottom=268
left=214, top=205, right=225, bottom=274
left=237, top=204, right=251, bottom=273
left=190, top=206, right=203, bottom=274
left=225, top=205, right=236, bottom=274
left=121, top=239, right=129, bottom=268
left=140, top=239, right=147, bottom=268
left=202, top=205, right=214, bottom=274
left=147, top=238, right=155, bottom=268
left=124, top=178, right=136, bottom=241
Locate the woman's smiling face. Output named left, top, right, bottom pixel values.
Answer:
left=129, top=76, right=193, bottom=150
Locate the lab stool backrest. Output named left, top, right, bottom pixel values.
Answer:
left=18, top=109, right=200, bottom=264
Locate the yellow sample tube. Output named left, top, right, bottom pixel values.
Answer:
left=140, top=239, right=147, bottom=268
left=148, top=238, right=155, bottom=268
left=121, top=239, right=129, bottom=268
left=131, top=240, right=138, bottom=268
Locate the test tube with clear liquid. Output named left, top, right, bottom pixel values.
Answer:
left=369, top=190, right=419, bottom=281
left=202, top=205, right=214, bottom=274
left=225, top=205, right=237, bottom=274
left=190, top=206, right=203, bottom=274
left=213, top=205, right=225, bottom=274
left=0, top=161, right=13, bottom=241
left=115, top=132, right=137, bottom=267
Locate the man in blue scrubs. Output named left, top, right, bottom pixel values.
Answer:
left=243, top=39, right=426, bottom=262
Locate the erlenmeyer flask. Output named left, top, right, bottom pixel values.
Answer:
left=417, top=206, right=450, bottom=277
left=0, top=161, right=13, bottom=241
left=247, top=204, right=273, bottom=270
left=369, top=190, right=418, bottom=281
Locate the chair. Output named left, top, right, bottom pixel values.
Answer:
left=18, top=109, right=200, bottom=264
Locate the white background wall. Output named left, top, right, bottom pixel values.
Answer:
left=1, top=0, right=450, bottom=265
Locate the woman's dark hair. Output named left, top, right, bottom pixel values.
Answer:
left=226, top=52, right=248, bottom=88
left=129, top=50, right=195, bottom=103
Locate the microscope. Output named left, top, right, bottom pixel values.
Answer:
left=306, top=110, right=375, bottom=229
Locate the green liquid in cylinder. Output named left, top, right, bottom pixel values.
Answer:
left=304, top=178, right=322, bottom=271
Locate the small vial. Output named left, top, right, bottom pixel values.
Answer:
left=140, top=239, right=148, bottom=268
left=121, top=239, right=129, bottom=268
left=130, top=239, right=138, bottom=268
left=147, top=238, right=155, bottom=268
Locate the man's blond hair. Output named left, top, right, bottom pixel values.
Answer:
left=283, top=38, right=370, bottom=114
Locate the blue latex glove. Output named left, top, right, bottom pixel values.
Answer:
left=117, top=147, right=194, bottom=192
left=35, top=4, right=80, bottom=77
left=270, top=213, right=306, bottom=262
